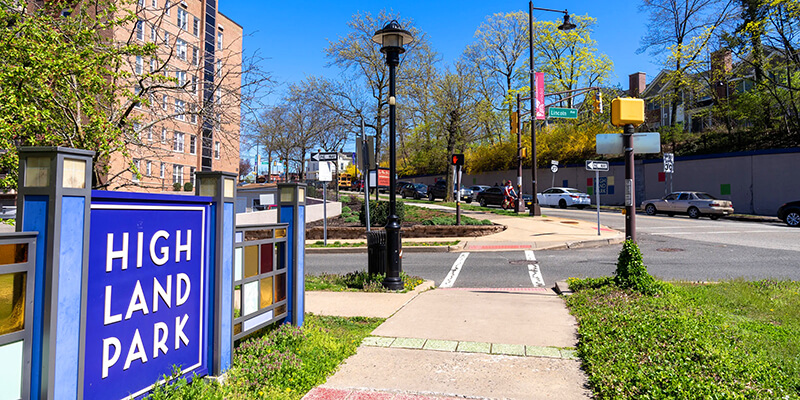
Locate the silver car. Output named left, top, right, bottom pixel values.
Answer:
left=641, top=191, right=733, bottom=219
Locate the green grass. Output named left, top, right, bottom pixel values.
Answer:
left=402, top=198, right=542, bottom=218
left=144, top=314, right=382, bottom=400
left=307, top=240, right=459, bottom=248
left=306, top=271, right=425, bottom=293
left=566, top=278, right=800, bottom=399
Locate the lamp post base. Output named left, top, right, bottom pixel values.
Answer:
left=383, top=215, right=404, bottom=290
left=528, top=203, right=541, bottom=216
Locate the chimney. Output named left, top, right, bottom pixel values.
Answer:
left=629, top=72, right=646, bottom=97
left=711, top=50, right=732, bottom=99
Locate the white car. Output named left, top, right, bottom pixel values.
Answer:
left=537, top=187, right=591, bottom=209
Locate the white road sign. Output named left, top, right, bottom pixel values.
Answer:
left=550, top=165, right=558, bottom=173
left=585, top=160, right=609, bottom=171
left=596, top=132, right=661, bottom=154
left=318, top=161, right=333, bottom=182
left=311, top=152, right=338, bottom=162
left=663, top=153, right=674, bottom=173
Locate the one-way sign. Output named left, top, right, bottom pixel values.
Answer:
left=310, top=152, right=338, bottom=162
left=585, top=160, right=609, bottom=171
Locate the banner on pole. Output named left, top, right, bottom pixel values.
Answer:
left=535, top=72, right=545, bottom=120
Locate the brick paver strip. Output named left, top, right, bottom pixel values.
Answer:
left=491, top=343, right=526, bottom=356
left=456, top=341, right=491, bottom=353
left=346, top=390, right=395, bottom=400
left=560, top=348, right=579, bottom=359
left=526, top=345, right=562, bottom=358
left=302, top=387, right=350, bottom=400
left=390, top=337, right=426, bottom=349
left=422, top=339, right=459, bottom=352
left=362, top=336, right=396, bottom=347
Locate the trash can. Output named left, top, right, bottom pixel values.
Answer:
left=367, top=231, right=387, bottom=275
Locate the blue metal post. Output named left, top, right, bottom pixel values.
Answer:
left=277, top=183, right=306, bottom=326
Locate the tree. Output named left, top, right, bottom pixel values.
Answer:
left=324, top=10, right=438, bottom=165
left=464, top=11, right=529, bottom=143
left=638, top=0, right=736, bottom=129
left=239, top=158, right=252, bottom=180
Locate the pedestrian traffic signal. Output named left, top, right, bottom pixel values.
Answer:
left=593, top=91, right=603, bottom=114
left=451, top=154, right=464, bottom=165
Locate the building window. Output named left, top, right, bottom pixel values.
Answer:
left=135, top=56, right=143, bottom=75
left=146, top=161, right=152, bottom=176
left=176, top=38, right=187, bottom=60
left=174, top=131, right=185, bottom=152
left=161, top=127, right=167, bottom=143
left=193, top=16, right=200, bottom=36
left=175, top=99, right=185, bottom=120
left=214, top=141, right=220, bottom=159
left=150, top=58, right=157, bottom=73
left=162, top=95, right=169, bottom=110
left=132, top=159, right=140, bottom=182
left=160, top=162, right=165, bottom=178
left=189, top=135, right=196, bottom=154
left=151, top=0, right=157, bottom=7
left=164, top=0, right=171, bottom=15
left=191, top=46, right=199, bottom=66
left=147, top=127, right=153, bottom=142
left=137, top=0, right=145, bottom=9
left=173, top=165, right=184, bottom=185
left=190, top=167, right=196, bottom=186
left=216, top=59, right=222, bottom=76
left=150, top=24, right=158, bottom=42
left=217, top=31, right=223, bottom=49
left=190, top=75, right=197, bottom=94
left=189, top=104, right=197, bottom=124
left=177, top=8, right=188, bottom=30
left=176, top=70, right=186, bottom=86
left=163, top=31, right=170, bottom=45
left=133, top=87, right=142, bottom=108
left=136, top=20, right=144, bottom=41
left=132, top=122, right=141, bottom=137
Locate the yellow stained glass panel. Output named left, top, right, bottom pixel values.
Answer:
left=260, top=277, right=273, bottom=309
left=244, top=246, right=258, bottom=278
left=0, top=272, right=26, bottom=336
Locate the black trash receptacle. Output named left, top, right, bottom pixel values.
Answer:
left=367, top=231, right=387, bottom=275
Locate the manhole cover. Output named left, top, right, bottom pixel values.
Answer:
left=656, top=248, right=684, bottom=252
left=560, top=221, right=579, bottom=225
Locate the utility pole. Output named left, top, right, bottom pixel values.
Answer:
left=515, top=93, right=523, bottom=213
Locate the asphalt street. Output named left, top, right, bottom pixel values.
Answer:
left=306, top=208, right=800, bottom=288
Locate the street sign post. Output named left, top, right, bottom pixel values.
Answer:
left=547, top=107, right=578, bottom=119
left=586, top=160, right=609, bottom=235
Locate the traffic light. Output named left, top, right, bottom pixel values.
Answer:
left=593, top=91, right=603, bottom=114
left=451, top=154, right=464, bottom=166
left=520, top=147, right=528, bottom=158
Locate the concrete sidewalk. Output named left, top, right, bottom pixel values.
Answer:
left=304, top=287, right=591, bottom=400
left=306, top=204, right=623, bottom=253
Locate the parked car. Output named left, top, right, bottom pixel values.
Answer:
left=468, top=185, right=491, bottom=201
left=350, top=180, right=364, bottom=192
left=0, top=205, right=15, bottom=220
left=537, top=187, right=591, bottom=209
left=396, top=180, right=410, bottom=194
left=400, top=183, right=428, bottom=199
left=427, top=180, right=473, bottom=202
left=641, top=191, right=733, bottom=219
left=777, top=200, right=800, bottom=227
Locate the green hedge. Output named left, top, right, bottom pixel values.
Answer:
left=358, top=200, right=405, bottom=227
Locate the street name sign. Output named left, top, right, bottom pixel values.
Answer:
left=310, top=152, right=337, bottom=162
left=585, top=160, right=609, bottom=171
left=547, top=107, right=578, bottom=119
left=596, top=132, right=661, bottom=154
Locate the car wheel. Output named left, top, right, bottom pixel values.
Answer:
left=429, top=193, right=435, bottom=201
left=645, top=204, right=657, bottom=216
left=401, top=192, right=407, bottom=199
left=709, top=215, right=720, bottom=220
left=785, top=211, right=800, bottom=227
left=466, top=198, right=472, bottom=204
left=688, top=207, right=701, bottom=219
left=479, top=198, right=487, bottom=207
left=558, top=199, right=567, bottom=209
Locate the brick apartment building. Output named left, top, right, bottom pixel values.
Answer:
left=31, top=0, right=243, bottom=192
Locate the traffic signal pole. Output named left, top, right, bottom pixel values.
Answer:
left=516, top=93, right=523, bottom=213
left=623, top=123, right=636, bottom=242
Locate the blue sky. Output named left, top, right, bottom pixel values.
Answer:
left=222, top=0, right=663, bottom=95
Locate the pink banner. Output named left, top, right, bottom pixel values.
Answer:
left=535, top=72, right=545, bottom=120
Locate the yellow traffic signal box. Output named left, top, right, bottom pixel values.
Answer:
left=611, top=98, right=645, bottom=126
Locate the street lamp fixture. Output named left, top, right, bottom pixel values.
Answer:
left=528, top=2, right=576, bottom=216
left=372, top=20, right=414, bottom=290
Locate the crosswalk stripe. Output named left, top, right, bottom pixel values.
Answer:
left=525, top=250, right=545, bottom=287
left=440, top=252, right=469, bottom=288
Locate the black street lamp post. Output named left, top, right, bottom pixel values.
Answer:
left=372, top=20, right=413, bottom=290
left=528, top=2, right=576, bottom=216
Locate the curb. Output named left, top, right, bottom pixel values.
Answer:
left=553, top=281, right=573, bottom=296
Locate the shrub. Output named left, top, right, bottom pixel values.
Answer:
left=183, top=182, right=193, bottom=192
left=358, top=200, right=405, bottom=227
left=172, top=182, right=182, bottom=191
left=227, top=324, right=304, bottom=396
left=341, top=206, right=352, bottom=214
left=614, top=239, right=662, bottom=295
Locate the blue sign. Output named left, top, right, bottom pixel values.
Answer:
left=598, top=177, right=608, bottom=195
left=83, top=200, right=209, bottom=399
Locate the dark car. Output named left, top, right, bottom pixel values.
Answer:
left=427, top=180, right=472, bottom=202
left=350, top=180, right=364, bottom=192
left=400, top=183, right=428, bottom=199
left=396, top=180, right=410, bottom=194
left=476, top=186, right=505, bottom=207
left=778, top=200, right=800, bottom=227
left=469, top=185, right=491, bottom=201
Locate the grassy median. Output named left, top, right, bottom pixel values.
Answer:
left=566, top=279, right=800, bottom=399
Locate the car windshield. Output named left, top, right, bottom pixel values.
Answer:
left=564, top=188, right=583, bottom=194
left=694, top=192, right=717, bottom=200
left=414, top=184, right=426, bottom=190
